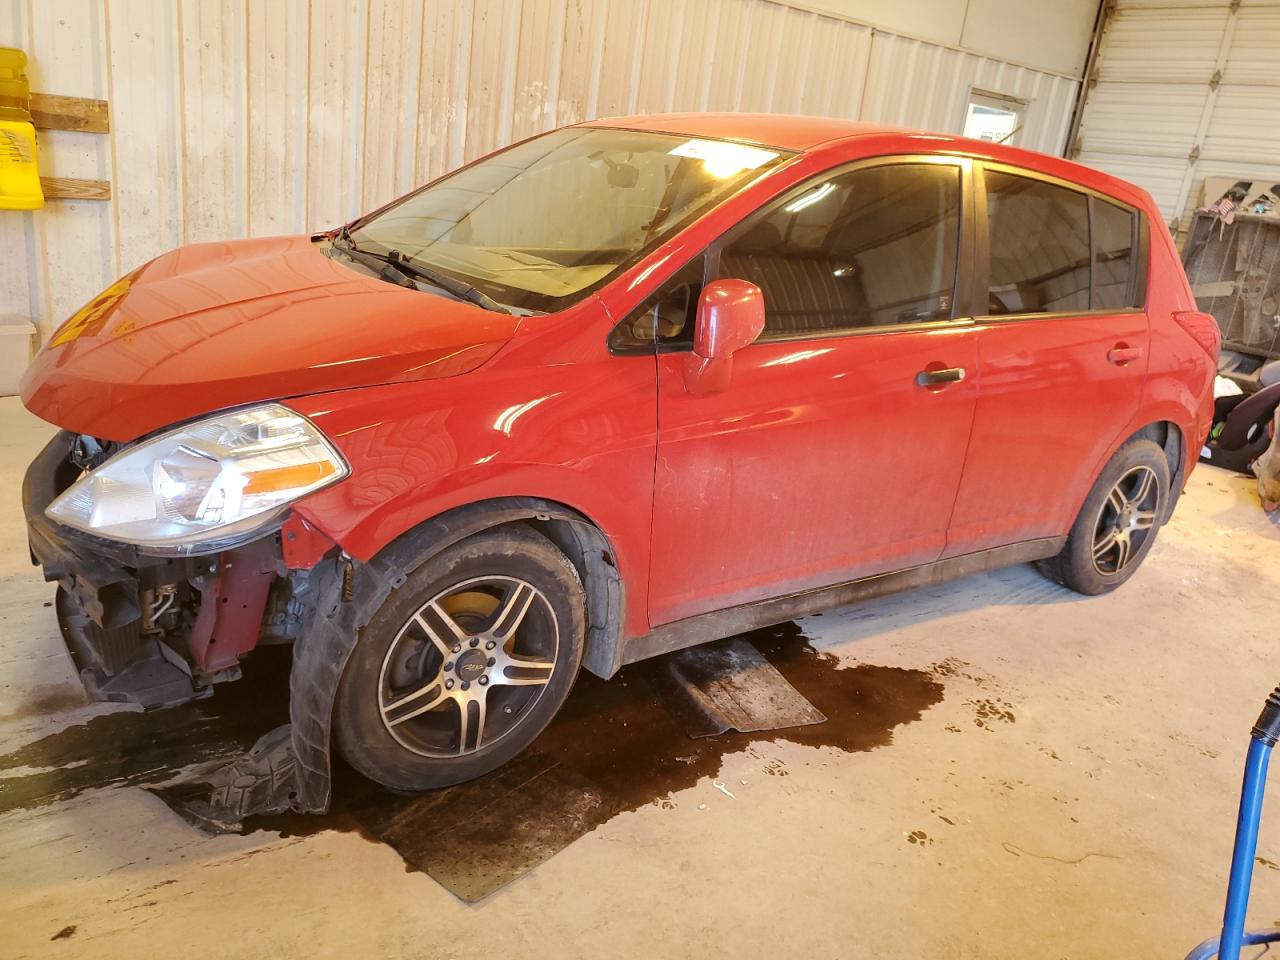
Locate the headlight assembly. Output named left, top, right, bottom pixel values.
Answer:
left=46, top=403, right=348, bottom=554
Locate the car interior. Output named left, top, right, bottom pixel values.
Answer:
left=718, top=163, right=960, bottom=336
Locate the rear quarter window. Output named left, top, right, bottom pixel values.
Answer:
left=1092, top=197, right=1137, bottom=311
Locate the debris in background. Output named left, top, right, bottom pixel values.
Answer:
left=1255, top=406, right=1280, bottom=512
left=1184, top=205, right=1280, bottom=365
left=712, top=779, right=737, bottom=799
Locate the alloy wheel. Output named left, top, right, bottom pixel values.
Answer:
left=1091, top=465, right=1160, bottom=575
left=377, top=575, right=559, bottom=757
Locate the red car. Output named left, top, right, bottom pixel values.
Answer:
left=21, top=113, right=1218, bottom=812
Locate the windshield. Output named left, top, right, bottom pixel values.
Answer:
left=348, top=128, right=793, bottom=313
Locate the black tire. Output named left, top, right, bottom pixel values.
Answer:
left=1036, top=438, right=1170, bottom=596
left=334, top=525, right=585, bottom=792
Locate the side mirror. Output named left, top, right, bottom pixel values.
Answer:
left=683, top=279, right=765, bottom=395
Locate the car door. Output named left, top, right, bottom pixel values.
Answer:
left=944, top=164, right=1151, bottom=555
left=644, top=158, right=981, bottom=626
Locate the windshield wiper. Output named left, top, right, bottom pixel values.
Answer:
left=330, top=230, right=512, bottom=315
left=381, top=250, right=512, bottom=314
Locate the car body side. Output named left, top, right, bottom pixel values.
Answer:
left=272, top=122, right=1213, bottom=678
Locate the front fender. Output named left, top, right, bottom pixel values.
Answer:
left=285, top=361, right=656, bottom=639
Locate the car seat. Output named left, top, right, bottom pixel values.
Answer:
left=719, top=221, right=869, bottom=335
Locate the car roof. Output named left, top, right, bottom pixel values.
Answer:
left=582, top=112, right=1151, bottom=209
left=583, top=112, right=907, bottom=151
left=583, top=112, right=911, bottom=150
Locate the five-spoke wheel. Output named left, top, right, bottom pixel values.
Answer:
left=335, top=525, right=585, bottom=792
left=1091, top=465, right=1160, bottom=575
left=379, top=576, right=558, bottom=757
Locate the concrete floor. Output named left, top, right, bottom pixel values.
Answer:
left=2, top=392, right=1279, bottom=960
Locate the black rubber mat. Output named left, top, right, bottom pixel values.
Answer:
left=647, top=636, right=827, bottom=738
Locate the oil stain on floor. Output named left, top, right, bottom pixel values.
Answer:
left=0, top=646, right=292, bottom=814
left=0, top=623, right=945, bottom=902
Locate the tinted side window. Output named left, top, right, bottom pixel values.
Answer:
left=1092, top=196, right=1137, bottom=310
left=717, top=163, right=961, bottom=338
left=608, top=256, right=704, bottom=352
left=985, top=170, right=1090, bottom=315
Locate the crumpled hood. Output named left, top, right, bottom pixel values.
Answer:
left=20, top=235, right=520, bottom=441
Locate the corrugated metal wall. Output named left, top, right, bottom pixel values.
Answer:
left=1073, top=0, right=1280, bottom=229
left=0, top=0, right=1080, bottom=343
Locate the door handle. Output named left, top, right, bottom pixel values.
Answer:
left=1107, top=344, right=1142, bottom=365
left=916, top=366, right=966, bottom=388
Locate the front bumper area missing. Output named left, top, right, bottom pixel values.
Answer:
left=25, top=430, right=347, bottom=819
left=24, top=431, right=284, bottom=709
left=54, top=586, right=208, bottom=709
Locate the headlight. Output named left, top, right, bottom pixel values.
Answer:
left=46, top=404, right=348, bottom=554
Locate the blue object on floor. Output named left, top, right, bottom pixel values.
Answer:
left=1185, top=687, right=1280, bottom=960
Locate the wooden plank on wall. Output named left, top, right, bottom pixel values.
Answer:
left=23, top=1, right=115, bottom=341
left=29, top=93, right=110, bottom=133
left=40, top=177, right=112, bottom=201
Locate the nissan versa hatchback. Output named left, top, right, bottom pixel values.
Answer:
left=20, top=114, right=1218, bottom=812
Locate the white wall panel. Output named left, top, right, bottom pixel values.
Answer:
left=798, top=0, right=1098, bottom=76
left=246, top=0, right=309, bottom=236
left=306, top=0, right=370, bottom=230
left=959, top=0, right=1098, bottom=76
left=863, top=33, right=1078, bottom=155
left=180, top=0, right=248, bottom=243
left=1074, top=0, right=1280, bottom=227
left=1077, top=83, right=1205, bottom=160
left=104, top=0, right=186, bottom=269
left=362, top=0, right=427, bottom=211
left=0, top=0, right=1081, bottom=346
left=1093, top=6, right=1228, bottom=82
left=1225, top=4, right=1280, bottom=85
left=1202, top=85, right=1280, bottom=169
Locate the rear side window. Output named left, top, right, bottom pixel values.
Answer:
left=716, top=162, right=961, bottom=338
left=985, top=171, right=1090, bottom=315
left=983, top=168, right=1146, bottom=316
left=1092, top=196, right=1137, bottom=310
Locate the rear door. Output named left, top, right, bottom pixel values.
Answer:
left=645, top=158, right=980, bottom=626
left=944, top=164, right=1151, bottom=555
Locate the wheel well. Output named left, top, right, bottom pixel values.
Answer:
left=524, top=513, right=626, bottom=679
left=1128, top=421, right=1185, bottom=519
left=371, top=497, right=627, bottom=680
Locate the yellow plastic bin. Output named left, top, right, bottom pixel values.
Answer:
left=0, top=47, right=43, bottom=210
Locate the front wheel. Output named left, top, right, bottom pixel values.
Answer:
left=334, top=525, right=585, bottom=792
left=1037, top=438, right=1170, bottom=595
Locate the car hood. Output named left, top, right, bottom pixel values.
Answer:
left=19, top=235, right=521, bottom=441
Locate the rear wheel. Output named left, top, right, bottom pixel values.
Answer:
left=334, top=525, right=585, bottom=792
left=1037, top=438, right=1169, bottom=595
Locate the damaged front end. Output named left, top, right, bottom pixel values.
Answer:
left=26, top=430, right=315, bottom=708
left=24, top=426, right=353, bottom=821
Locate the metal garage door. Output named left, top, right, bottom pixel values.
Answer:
left=1072, top=0, right=1280, bottom=231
